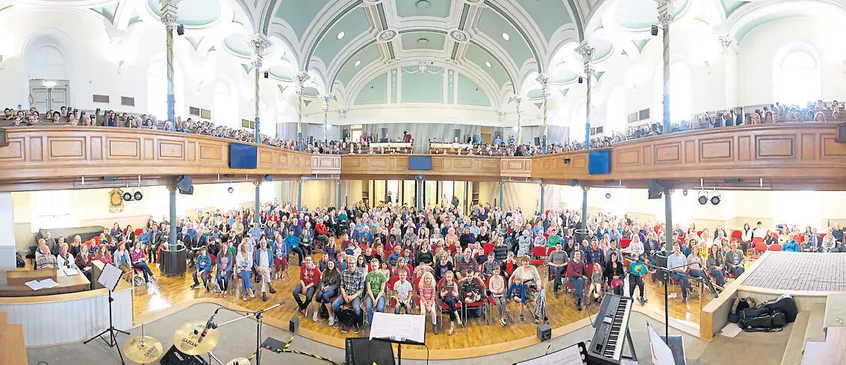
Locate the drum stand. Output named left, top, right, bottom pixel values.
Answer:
left=203, top=303, right=282, bottom=365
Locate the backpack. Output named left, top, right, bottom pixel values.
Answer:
left=16, top=252, right=26, bottom=268
left=728, top=297, right=757, bottom=323
left=761, top=294, right=799, bottom=323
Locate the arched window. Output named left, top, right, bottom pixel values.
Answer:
left=654, top=62, right=692, bottom=122
left=606, top=87, right=626, bottom=134
left=214, top=81, right=239, bottom=128
left=774, top=50, right=820, bottom=105
left=30, top=45, right=66, bottom=80
left=147, top=60, right=184, bottom=121
left=569, top=104, right=586, bottom=143
left=259, top=93, right=276, bottom=137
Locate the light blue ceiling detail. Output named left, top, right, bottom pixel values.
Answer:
left=390, top=69, right=398, bottom=103
left=274, top=0, right=330, bottom=39
left=612, top=0, right=689, bottom=30
left=269, top=63, right=294, bottom=81
left=633, top=39, right=649, bottom=54
left=396, top=0, right=452, bottom=18
left=465, top=43, right=509, bottom=88
left=553, top=68, right=578, bottom=84
left=400, top=31, right=447, bottom=51
left=526, top=88, right=543, bottom=99
left=401, top=66, right=444, bottom=103
left=734, top=12, right=794, bottom=42
left=592, top=39, right=613, bottom=61
left=302, top=87, right=320, bottom=97
left=515, top=0, right=572, bottom=42
left=336, top=42, right=382, bottom=87
left=224, top=33, right=252, bottom=57
left=313, top=7, right=370, bottom=67
left=476, top=9, right=533, bottom=68
left=355, top=73, right=388, bottom=105
left=457, top=74, right=490, bottom=107
left=148, top=0, right=222, bottom=27
left=723, top=0, right=748, bottom=17
left=447, top=70, right=455, bottom=104
left=91, top=3, right=119, bottom=24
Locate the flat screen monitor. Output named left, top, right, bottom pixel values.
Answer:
left=408, top=156, right=432, bottom=170
left=229, top=143, right=257, bottom=169
left=588, top=150, right=611, bottom=175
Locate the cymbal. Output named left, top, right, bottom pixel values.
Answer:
left=123, top=336, right=164, bottom=364
left=226, top=358, right=251, bottom=365
left=173, top=320, right=219, bottom=355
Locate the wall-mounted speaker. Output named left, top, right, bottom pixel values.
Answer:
left=176, top=175, right=193, bottom=195
left=647, top=180, right=664, bottom=200
left=176, top=24, right=184, bottom=36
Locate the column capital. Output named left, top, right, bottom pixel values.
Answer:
left=294, top=71, right=311, bottom=95
left=247, top=34, right=271, bottom=69
left=718, top=34, right=733, bottom=48
left=160, top=0, right=181, bottom=27
left=513, top=95, right=524, bottom=115
left=655, top=0, right=675, bottom=25
left=338, top=108, right=348, bottom=119
left=535, top=73, right=551, bottom=98
left=575, top=43, right=595, bottom=64
left=320, top=94, right=333, bottom=113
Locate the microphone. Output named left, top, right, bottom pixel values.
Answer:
left=197, top=308, right=220, bottom=344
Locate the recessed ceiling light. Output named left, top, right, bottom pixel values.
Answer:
left=417, top=37, right=429, bottom=45
left=485, top=61, right=492, bottom=68
left=354, top=60, right=361, bottom=67
left=337, top=31, right=345, bottom=40
left=416, top=0, right=431, bottom=9
left=502, top=32, right=510, bottom=41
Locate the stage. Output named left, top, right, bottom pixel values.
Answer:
left=742, top=252, right=846, bottom=292
left=27, top=302, right=730, bottom=365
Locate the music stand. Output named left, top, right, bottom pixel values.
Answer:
left=85, top=263, right=129, bottom=364
left=369, top=312, right=426, bottom=365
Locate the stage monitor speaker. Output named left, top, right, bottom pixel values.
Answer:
left=345, top=338, right=396, bottom=365
left=289, top=316, right=299, bottom=333
left=537, top=323, right=551, bottom=342
left=533, top=136, right=541, bottom=146
left=647, top=179, right=664, bottom=200
left=176, top=175, right=193, bottom=195
left=654, top=253, right=669, bottom=281
left=160, top=345, right=207, bottom=365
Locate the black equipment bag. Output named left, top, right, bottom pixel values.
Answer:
left=728, top=297, right=757, bottom=323
left=738, top=310, right=787, bottom=332
left=761, top=294, right=799, bottom=323
left=16, top=252, right=26, bottom=268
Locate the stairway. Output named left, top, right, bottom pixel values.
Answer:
left=780, top=311, right=810, bottom=365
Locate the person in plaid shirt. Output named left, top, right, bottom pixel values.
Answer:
left=331, top=257, right=364, bottom=333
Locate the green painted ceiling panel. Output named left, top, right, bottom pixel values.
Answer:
left=275, top=0, right=330, bottom=39
left=515, top=0, right=571, bottom=42
left=396, top=0, right=452, bottom=18
left=148, top=0, right=221, bottom=26
left=465, top=43, right=509, bottom=88
left=355, top=73, right=389, bottom=105
left=401, top=66, right=444, bottom=103
left=336, top=43, right=382, bottom=87
left=457, top=73, right=491, bottom=107
left=314, top=8, right=371, bottom=67
left=400, top=31, right=446, bottom=51
left=476, top=9, right=533, bottom=68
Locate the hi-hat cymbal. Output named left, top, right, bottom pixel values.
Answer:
left=226, top=358, right=251, bottom=365
left=173, top=320, right=219, bottom=355
left=123, top=336, right=164, bottom=364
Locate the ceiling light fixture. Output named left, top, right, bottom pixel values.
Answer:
left=337, top=31, right=345, bottom=40
left=502, top=32, right=510, bottom=41
left=354, top=60, right=361, bottom=67
left=415, top=0, right=431, bottom=9
left=417, top=37, right=429, bottom=45
left=485, top=61, right=492, bottom=68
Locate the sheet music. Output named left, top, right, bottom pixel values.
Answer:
left=62, top=267, right=79, bottom=276
left=514, top=344, right=585, bottom=365
left=648, top=323, right=676, bottom=365
left=25, top=280, right=43, bottom=291
left=369, top=312, right=426, bottom=344
left=39, top=278, right=58, bottom=289
left=98, top=263, right=123, bottom=290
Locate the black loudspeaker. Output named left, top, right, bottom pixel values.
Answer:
left=176, top=175, right=193, bottom=195
left=289, top=316, right=299, bottom=333
left=537, top=323, right=551, bottom=342
left=647, top=179, right=664, bottom=200
left=176, top=24, right=184, bottom=36
left=651, top=24, right=659, bottom=36
left=533, top=136, right=541, bottom=146
left=264, top=71, right=269, bottom=79
left=345, top=338, right=396, bottom=365
left=578, top=76, right=584, bottom=84
left=160, top=345, right=207, bottom=365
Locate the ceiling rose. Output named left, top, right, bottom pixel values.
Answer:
left=417, top=37, right=429, bottom=45
left=415, top=0, right=431, bottom=9
left=449, top=29, right=469, bottom=43
left=376, top=29, right=397, bottom=43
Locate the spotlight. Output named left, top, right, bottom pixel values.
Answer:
left=578, top=76, right=584, bottom=84
left=697, top=191, right=708, bottom=205
left=682, top=189, right=688, bottom=197
left=133, top=189, right=143, bottom=201
left=176, top=24, right=184, bottom=36
left=605, top=192, right=611, bottom=199
left=227, top=186, right=234, bottom=194
left=264, top=174, right=273, bottom=181
left=711, top=195, right=721, bottom=205
left=651, top=25, right=659, bottom=36
left=264, top=71, right=269, bottom=79
left=123, top=191, right=133, bottom=201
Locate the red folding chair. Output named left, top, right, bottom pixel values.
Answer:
left=731, top=230, right=742, bottom=240
left=749, top=240, right=767, bottom=260
left=620, top=238, right=631, bottom=249
left=386, top=276, right=400, bottom=308
left=483, top=243, right=494, bottom=255
left=462, top=278, right=488, bottom=324
left=436, top=278, right=462, bottom=325
left=769, top=243, right=782, bottom=251
left=530, top=246, right=547, bottom=266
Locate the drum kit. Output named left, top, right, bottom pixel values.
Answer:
left=122, top=321, right=250, bottom=365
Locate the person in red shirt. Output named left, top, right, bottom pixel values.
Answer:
left=293, top=256, right=322, bottom=317
left=315, top=219, right=329, bottom=249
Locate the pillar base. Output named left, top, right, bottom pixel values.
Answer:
left=161, top=244, right=187, bottom=277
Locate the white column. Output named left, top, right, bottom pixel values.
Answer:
left=655, top=0, right=675, bottom=132
left=576, top=43, right=595, bottom=148
left=536, top=73, right=550, bottom=152
left=161, top=0, right=181, bottom=129
left=248, top=34, right=271, bottom=142
left=320, top=93, right=333, bottom=141
left=0, top=193, right=17, bottom=272
left=514, top=96, right=524, bottom=144
left=294, top=71, right=311, bottom=150
left=720, top=35, right=736, bottom=110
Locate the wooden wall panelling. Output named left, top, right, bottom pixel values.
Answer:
left=500, top=158, right=532, bottom=178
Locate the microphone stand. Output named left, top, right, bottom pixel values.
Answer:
left=197, top=303, right=282, bottom=365
left=642, top=258, right=698, bottom=343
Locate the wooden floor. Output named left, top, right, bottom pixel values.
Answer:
left=131, top=254, right=704, bottom=352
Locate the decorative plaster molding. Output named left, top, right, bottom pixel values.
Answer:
left=535, top=73, right=550, bottom=97
left=362, top=0, right=383, bottom=5
left=718, top=35, right=733, bottom=48
left=449, top=29, right=469, bottom=44
left=376, top=29, right=397, bottom=43
left=654, top=0, right=675, bottom=25
left=514, top=95, right=524, bottom=115
left=294, top=71, right=311, bottom=95
left=247, top=34, right=271, bottom=69
left=320, top=94, right=333, bottom=113
left=339, top=109, right=348, bottom=119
